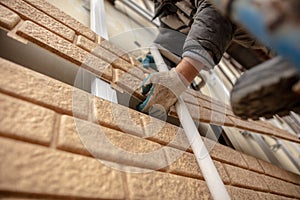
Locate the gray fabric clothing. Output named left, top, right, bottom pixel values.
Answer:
left=154, top=22, right=187, bottom=57
left=154, top=0, right=264, bottom=69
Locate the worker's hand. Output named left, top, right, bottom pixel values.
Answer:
left=137, top=68, right=188, bottom=120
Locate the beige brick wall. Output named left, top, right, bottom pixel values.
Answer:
left=1, top=0, right=299, bottom=143
left=0, top=1, right=300, bottom=199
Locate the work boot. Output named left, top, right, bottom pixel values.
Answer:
left=230, top=56, right=300, bottom=120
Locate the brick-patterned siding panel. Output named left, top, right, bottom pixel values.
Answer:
left=199, top=107, right=235, bottom=126
left=16, top=21, right=112, bottom=81
left=112, top=68, right=145, bottom=100
left=0, top=58, right=91, bottom=119
left=0, top=93, right=55, bottom=146
left=23, top=0, right=95, bottom=40
left=0, top=5, right=20, bottom=30
left=93, top=96, right=144, bottom=137
left=58, top=115, right=168, bottom=170
left=0, top=0, right=299, bottom=198
left=223, top=164, right=269, bottom=192
left=140, top=114, right=191, bottom=152
left=0, top=137, right=125, bottom=199
left=264, top=175, right=300, bottom=198
left=228, top=116, right=300, bottom=143
left=258, top=159, right=300, bottom=185
left=76, top=35, right=98, bottom=53
left=76, top=35, right=135, bottom=72
left=241, top=153, right=265, bottom=174
left=227, top=186, right=297, bottom=200
left=164, top=148, right=203, bottom=179
left=227, top=187, right=296, bottom=200
left=111, top=58, right=138, bottom=74
left=0, top=0, right=75, bottom=41
left=76, top=35, right=139, bottom=71
left=202, top=137, right=248, bottom=169
left=169, top=104, right=235, bottom=126
left=126, top=171, right=212, bottom=200
left=257, top=192, right=297, bottom=200
left=99, top=39, right=132, bottom=63
left=226, top=186, right=260, bottom=200
left=57, top=115, right=92, bottom=156
left=182, top=92, right=227, bottom=114
left=76, top=35, right=146, bottom=77
left=185, top=89, right=228, bottom=108
left=164, top=147, right=230, bottom=183
left=214, top=161, right=231, bottom=184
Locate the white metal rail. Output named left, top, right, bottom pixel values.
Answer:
left=150, top=45, right=231, bottom=200
left=90, top=0, right=118, bottom=103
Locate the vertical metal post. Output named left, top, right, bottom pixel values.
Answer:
left=90, top=0, right=118, bottom=103
left=90, top=0, right=109, bottom=40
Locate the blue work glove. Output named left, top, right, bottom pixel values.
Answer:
left=137, top=68, right=188, bottom=120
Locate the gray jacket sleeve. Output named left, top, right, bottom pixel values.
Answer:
left=182, top=1, right=234, bottom=69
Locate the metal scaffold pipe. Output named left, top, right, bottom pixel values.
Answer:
left=208, top=0, right=300, bottom=70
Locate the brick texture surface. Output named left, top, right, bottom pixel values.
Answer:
left=0, top=0, right=299, bottom=199
left=227, top=187, right=295, bottom=200
left=76, top=35, right=133, bottom=71
left=76, top=35, right=98, bottom=53
left=0, top=58, right=90, bottom=119
left=0, top=93, right=55, bottom=146
left=257, top=192, right=297, bottom=200
left=241, top=153, right=265, bottom=174
left=97, top=37, right=144, bottom=69
left=258, top=159, right=300, bottom=185
left=75, top=36, right=147, bottom=80
left=223, top=164, right=269, bottom=192
left=58, top=115, right=168, bottom=170
left=228, top=116, right=300, bottom=143
left=202, top=137, right=248, bottom=168
left=213, top=161, right=231, bottom=185
left=0, top=5, right=20, bottom=30
left=140, top=114, right=191, bottom=151
left=76, top=35, right=136, bottom=73
left=169, top=104, right=235, bottom=126
left=99, top=39, right=132, bottom=63
left=0, top=137, right=125, bottom=199
left=111, top=58, right=137, bottom=74
left=185, top=89, right=228, bottom=108
left=165, top=147, right=230, bottom=183
left=126, top=171, right=212, bottom=200
left=124, top=66, right=147, bottom=80
left=93, top=96, right=144, bottom=137
left=182, top=92, right=227, bottom=114
left=16, top=20, right=85, bottom=63
left=23, top=0, right=95, bottom=40
left=112, top=68, right=144, bottom=100
left=264, top=175, right=300, bottom=198
left=16, top=21, right=112, bottom=81
left=226, top=186, right=259, bottom=200
left=57, top=115, right=91, bottom=156
left=199, top=107, right=235, bottom=126
left=0, top=0, right=75, bottom=41
left=165, top=148, right=203, bottom=179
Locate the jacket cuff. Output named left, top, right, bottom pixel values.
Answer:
left=182, top=49, right=215, bottom=71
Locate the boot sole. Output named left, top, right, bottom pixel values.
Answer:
left=230, top=57, right=300, bottom=120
